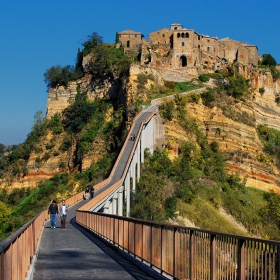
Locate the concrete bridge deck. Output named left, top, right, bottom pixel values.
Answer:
left=32, top=200, right=156, bottom=280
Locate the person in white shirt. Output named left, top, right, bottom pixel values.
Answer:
left=59, top=200, right=68, bottom=228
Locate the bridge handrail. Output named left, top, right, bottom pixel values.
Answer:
left=76, top=211, right=280, bottom=280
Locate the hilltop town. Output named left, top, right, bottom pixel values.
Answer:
left=116, top=23, right=258, bottom=73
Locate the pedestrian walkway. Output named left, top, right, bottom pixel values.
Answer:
left=32, top=200, right=156, bottom=280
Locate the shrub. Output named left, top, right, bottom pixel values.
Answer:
left=62, top=90, right=96, bottom=134
left=44, top=65, right=83, bottom=89
left=159, top=100, right=175, bottom=121
left=262, top=54, right=277, bottom=67
left=199, top=74, right=210, bottom=83
left=47, top=113, right=63, bottom=134
left=270, top=66, right=280, bottom=82
left=259, top=87, right=265, bottom=95
left=201, top=90, right=215, bottom=107
left=225, top=75, right=249, bottom=99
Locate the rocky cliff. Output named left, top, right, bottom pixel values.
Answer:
left=2, top=64, right=280, bottom=194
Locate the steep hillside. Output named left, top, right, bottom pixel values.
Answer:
left=1, top=35, right=280, bottom=241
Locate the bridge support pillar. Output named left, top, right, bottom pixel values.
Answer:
left=112, top=194, right=118, bottom=215
left=132, top=154, right=136, bottom=192
left=137, top=142, right=140, bottom=182
left=141, top=128, right=145, bottom=163
left=103, top=200, right=111, bottom=214
left=125, top=173, right=130, bottom=217
left=118, top=186, right=123, bottom=216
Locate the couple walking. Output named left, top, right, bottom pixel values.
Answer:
left=48, top=200, right=68, bottom=229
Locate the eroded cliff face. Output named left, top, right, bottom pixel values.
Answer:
left=2, top=65, right=280, bottom=194
left=46, top=73, right=126, bottom=119
left=164, top=69, right=280, bottom=193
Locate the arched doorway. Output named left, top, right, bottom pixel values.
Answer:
left=180, top=55, right=187, bottom=67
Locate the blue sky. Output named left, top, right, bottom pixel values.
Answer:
left=0, top=0, right=279, bottom=145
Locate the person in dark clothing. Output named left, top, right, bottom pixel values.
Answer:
left=48, top=200, right=58, bottom=229
left=90, top=186, right=94, bottom=199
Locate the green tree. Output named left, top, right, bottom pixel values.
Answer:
left=159, top=100, right=175, bottom=121
left=82, top=32, right=103, bottom=55
left=225, top=75, right=249, bottom=99
left=262, top=54, right=277, bottom=66
left=44, top=65, right=83, bottom=89
left=62, top=90, right=96, bottom=134
left=0, top=143, right=4, bottom=157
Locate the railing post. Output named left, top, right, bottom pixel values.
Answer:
left=238, top=239, right=245, bottom=280
left=173, top=227, right=177, bottom=278
left=210, top=234, right=216, bottom=280
left=190, top=230, right=194, bottom=280
left=0, top=251, right=3, bottom=280
left=277, top=245, right=280, bottom=280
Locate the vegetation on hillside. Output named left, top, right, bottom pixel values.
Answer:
left=2, top=33, right=280, bottom=244
left=0, top=31, right=134, bottom=241
left=258, top=54, right=280, bottom=81
left=44, top=32, right=131, bottom=90
left=257, top=124, right=280, bottom=167
left=131, top=96, right=280, bottom=240
left=0, top=92, right=126, bottom=241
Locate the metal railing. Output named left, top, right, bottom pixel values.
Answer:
left=0, top=192, right=83, bottom=280
left=76, top=211, right=280, bottom=280
left=0, top=210, right=48, bottom=280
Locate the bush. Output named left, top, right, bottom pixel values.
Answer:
left=85, top=45, right=131, bottom=78
left=259, top=87, right=265, bottom=95
left=270, top=66, right=280, bottom=82
left=159, top=100, right=175, bottom=121
left=198, top=74, right=210, bottom=83
left=225, top=75, right=249, bottom=99
left=44, top=65, right=83, bottom=89
left=201, top=90, right=215, bottom=107
left=262, top=54, right=277, bottom=67
left=62, top=90, right=96, bottom=133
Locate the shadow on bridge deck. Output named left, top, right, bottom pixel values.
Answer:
left=32, top=200, right=158, bottom=280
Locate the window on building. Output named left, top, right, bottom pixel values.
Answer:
left=198, top=36, right=200, bottom=40
left=177, top=33, right=180, bottom=38
left=198, top=45, right=200, bottom=49
left=127, top=41, right=130, bottom=48
left=182, top=42, right=185, bottom=46
left=162, top=34, right=165, bottom=37
left=207, top=39, right=210, bottom=42
left=207, top=47, right=210, bottom=52
left=181, top=33, right=185, bottom=38
left=186, top=33, right=189, bottom=38
left=174, top=27, right=177, bottom=30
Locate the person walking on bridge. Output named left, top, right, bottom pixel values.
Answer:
left=59, top=200, right=68, bottom=228
left=48, top=200, right=58, bottom=229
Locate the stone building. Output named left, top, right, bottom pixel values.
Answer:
left=116, top=29, right=144, bottom=53
left=117, top=23, right=258, bottom=71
